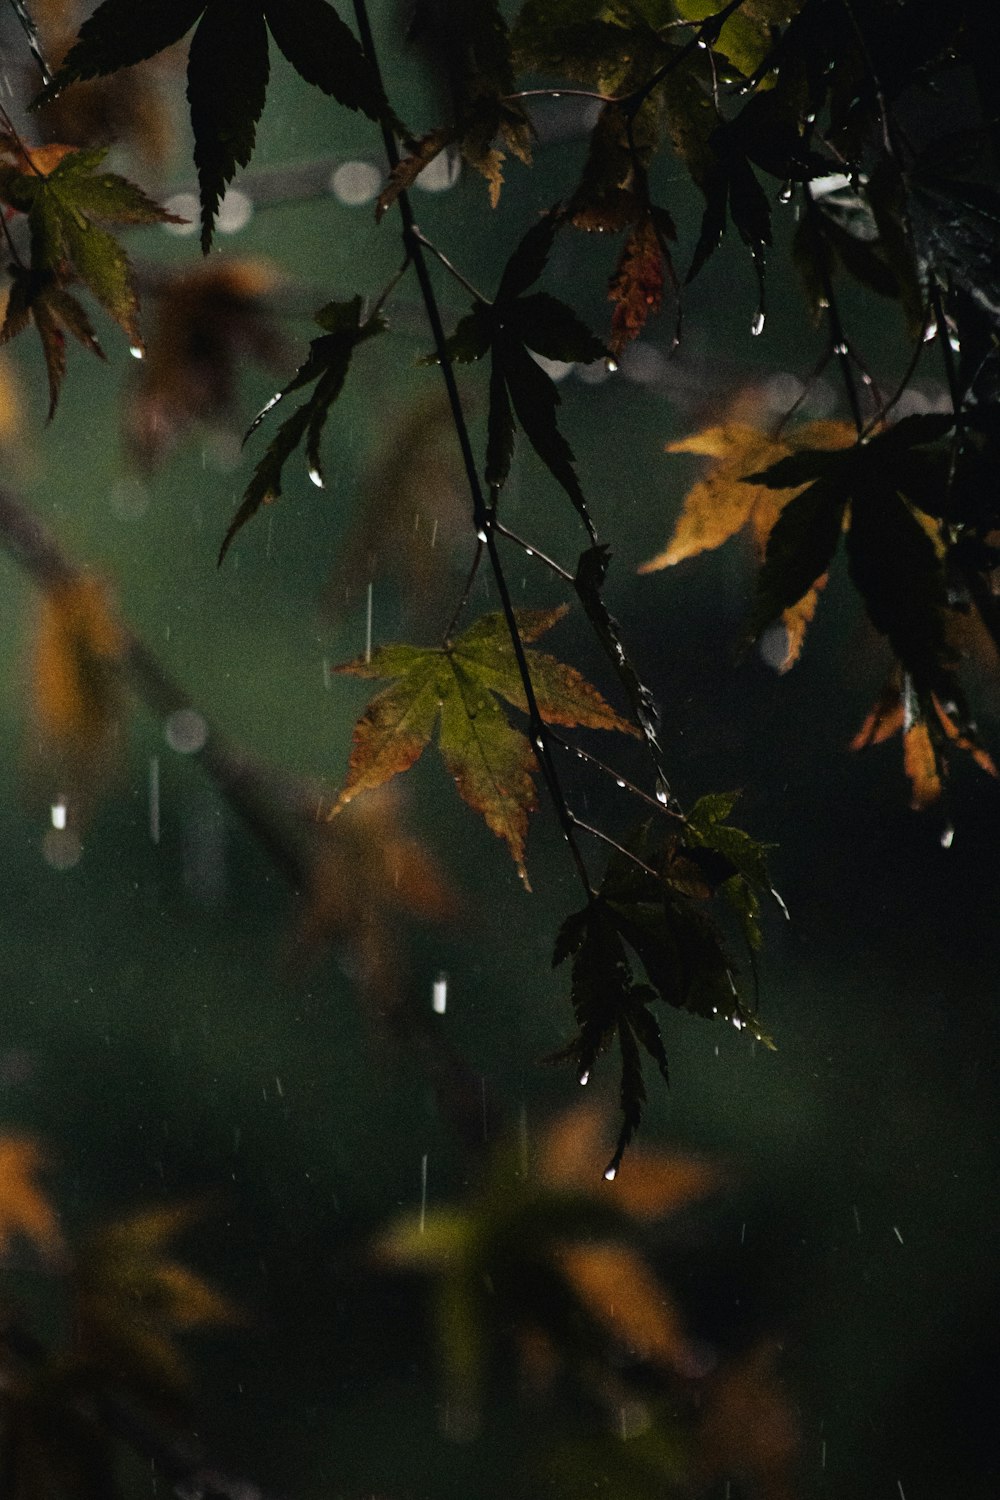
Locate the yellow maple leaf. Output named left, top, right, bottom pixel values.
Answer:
left=0, top=1134, right=64, bottom=1261
left=642, top=420, right=855, bottom=669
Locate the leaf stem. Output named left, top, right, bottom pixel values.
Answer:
left=568, top=814, right=661, bottom=879
left=492, top=519, right=574, bottom=583
left=441, top=538, right=484, bottom=644
left=802, top=182, right=865, bottom=434
left=549, top=731, right=684, bottom=820
left=352, top=0, right=594, bottom=900
left=7, top=0, right=52, bottom=84
left=411, top=228, right=491, bottom=304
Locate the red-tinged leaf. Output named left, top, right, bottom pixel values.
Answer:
left=608, top=219, right=665, bottom=357
left=0, top=1135, right=64, bottom=1262
left=934, top=698, right=998, bottom=778
left=332, top=610, right=634, bottom=883
left=850, top=676, right=905, bottom=750
left=779, top=575, right=826, bottom=672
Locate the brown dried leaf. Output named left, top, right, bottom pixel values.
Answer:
left=126, top=257, right=287, bottom=469
left=609, top=219, right=665, bottom=357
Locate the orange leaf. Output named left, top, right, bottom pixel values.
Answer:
left=0, top=1134, right=64, bottom=1261
left=555, top=1240, right=701, bottom=1375
left=904, top=719, right=942, bottom=809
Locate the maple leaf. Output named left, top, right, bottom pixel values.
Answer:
left=430, top=211, right=606, bottom=527
left=641, top=419, right=855, bottom=669
left=374, top=1102, right=720, bottom=1423
left=0, top=134, right=181, bottom=413
left=608, top=217, right=668, bottom=358
left=26, top=571, right=126, bottom=821
left=220, top=295, right=386, bottom=562
left=32, top=0, right=389, bottom=249
left=556, top=809, right=776, bottom=1175
left=332, top=607, right=635, bottom=886
left=72, top=1203, right=237, bottom=1402
left=0, top=1135, right=64, bottom=1262
left=378, top=0, right=532, bottom=217
left=851, top=670, right=997, bottom=811
left=748, top=414, right=958, bottom=692
left=126, top=256, right=288, bottom=469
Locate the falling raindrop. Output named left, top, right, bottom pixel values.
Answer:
left=50, top=798, right=67, bottom=831
left=751, top=309, right=766, bottom=337
left=308, top=466, right=324, bottom=489
left=365, top=581, right=373, bottom=664
left=603, top=1164, right=617, bottom=1181
left=578, top=1070, right=589, bottom=1086
left=128, top=344, right=144, bottom=360
left=940, top=823, right=955, bottom=849
left=419, top=1153, right=428, bottom=1234
left=148, top=756, right=160, bottom=844
left=432, top=971, right=448, bottom=1014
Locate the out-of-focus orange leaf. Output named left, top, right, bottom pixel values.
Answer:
left=31, top=0, right=180, bottom=168
left=0, top=1135, right=64, bottom=1261
left=555, top=1241, right=704, bottom=1376
left=536, top=1101, right=718, bottom=1222
left=850, top=674, right=905, bottom=750
left=904, top=719, right=942, bottom=808
left=330, top=390, right=470, bottom=624
left=291, top=784, right=458, bottom=1001
left=27, top=572, right=125, bottom=817
left=697, top=1341, right=801, bottom=1500
left=0, top=349, right=25, bottom=448
left=609, top=219, right=665, bottom=357
left=126, top=258, right=288, bottom=469
left=73, top=1204, right=237, bottom=1402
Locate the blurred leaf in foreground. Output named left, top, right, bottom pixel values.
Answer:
left=0, top=1135, right=64, bottom=1262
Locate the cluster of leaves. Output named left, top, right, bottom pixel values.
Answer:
left=556, top=793, right=776, bottom=1175
left=376, top=1103, right=800, bottom=1495
left=0, top=1135, right=233, bottom=1496
left=0, top=131, right=178, bottom=414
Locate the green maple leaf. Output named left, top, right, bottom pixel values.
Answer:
left=429, top=211, right=607, bottom=528
left=220, top=296, right=386, bottom=562
left=333, top=606, right=635, bottom=885
left=0, top=140, right=180, bottom=414
left=32, top=0, right=388, bottom=249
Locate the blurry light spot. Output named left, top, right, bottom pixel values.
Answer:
left=128, top=344, right=144, bottom=360
left=576, top=360, right=610, bottom=386
left=42, top=827, right=82, bottom=870
left=216, top=189, right=253, bottom=234
left=162, top=193, right=199, bottom=235
left=762, top=370, right=804, bottom=412
left=330, top=159, right=381, bottom=206
left=621, top=342, right=666, bottom=385
left=759, top=622, right=790, bottom=671
left=530, top=351, right=574, bottom=382
left=432, top=971, right=448, bottom=1014
left=50, top=798, right=67, bottom=830
left=165, top=708, right=208, bottom=754
left=415, top=150, right=460, bottom=193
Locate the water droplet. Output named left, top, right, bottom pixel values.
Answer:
left=164, top=708, right=208, bottom=755
left=128, top=344, right=144, bottom=360
left=655, top=781, right=669, bottom=805
left=603, top=1164, right=617, bottom=1181
left=534, top=735, right=545, bottom=751
left=779, top=184, right=793, bottom=204
left=524, top=547, right=534, bottom=557
left=605, top=356, right=619, bottom=373
left=751, top=310, right=766, bottom=337
left=940, top=823, right=955, bottom=849
left=476, top=527, right=488, bottom=543
left=50, top=798, right=67, bottom=831
left=308, top=465, right=324, bottom=488
left=578, top=1069, right=589, bottom=1086
left=697, top=35, right=708, bottom=47
left=732, top=1016, right=743, bottom=1030
left=949, top=333, right=961, bottom=352
left=616, top=778, right=626, bottom=789
left=833, top=340, right=848, bottom=356
left=432, top=971, right=448, bottom=1014
left=923, top=321, right=938, bottom=343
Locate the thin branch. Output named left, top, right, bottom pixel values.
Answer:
left=549, top=731, right=684, bottom=820
left=492, top=520, right=574, bottom=583
left=7, top=0, right=52, bottom=85
left=369, top=252, right=412, bottom=319
left=861, top=317, right=929, bottom=437
left=568, top=814, right=661, bottom=879
left=411, top=228, right=491, bottom=304
left=442, top=538, right=485, bottom=644
left=352, top=0, right=594, bottom=900
left=802, top=183, right=865, bottom=433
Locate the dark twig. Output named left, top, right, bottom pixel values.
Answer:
left=442, top=538, right=485, bottom=643
left=411, top=228, right=490, bottom=304
left=7, top=0, right=52, bottom=85
left=549, top=731, right=684, bottom=820
left=493, top=520, right=575, bottom=583
left=352, top=0, right=594, bottom=900
left=802, top=183, right=865, bottom=433
left=568, top=814, right=661, bottom=879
